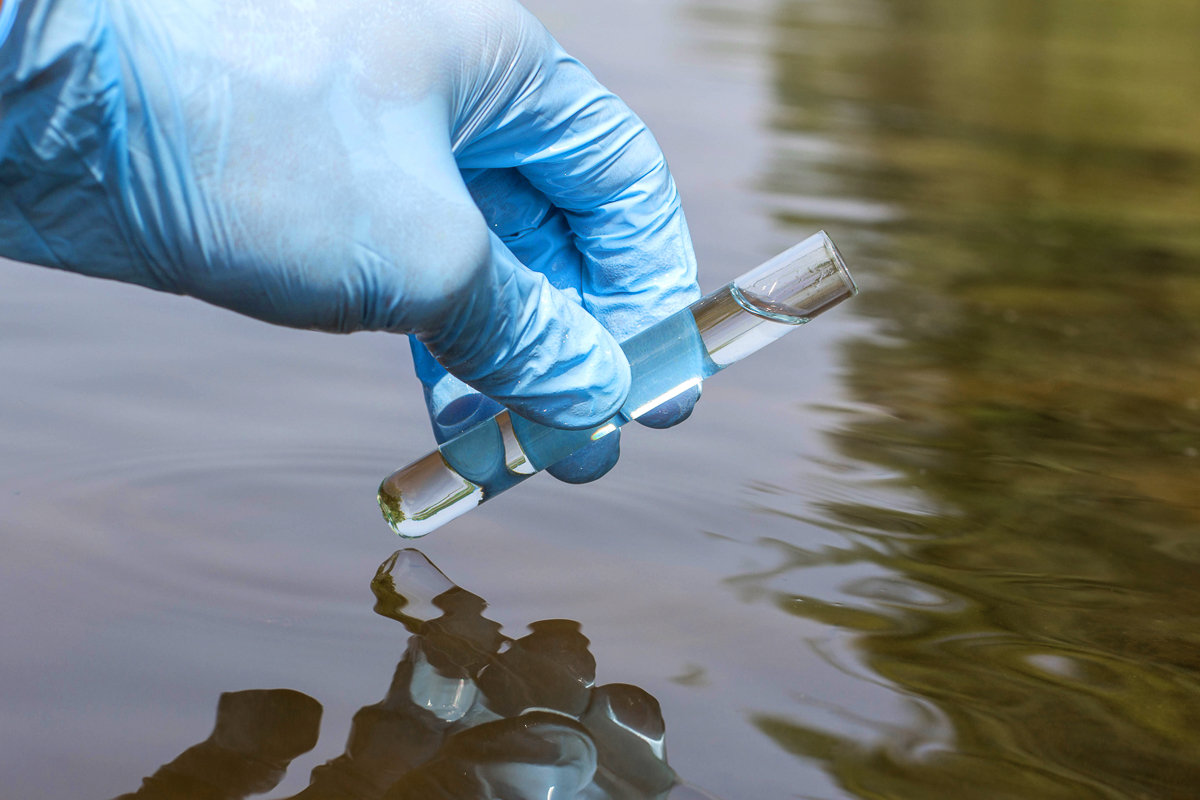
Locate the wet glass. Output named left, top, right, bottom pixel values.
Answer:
left=2, top=0, right=1200, bottom=798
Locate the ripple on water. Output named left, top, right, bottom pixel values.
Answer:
left=2, top=445, right=401, bottom=630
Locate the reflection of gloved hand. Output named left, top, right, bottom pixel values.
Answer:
left=353, top=551, right=697, bottom=800
left=0, top=0, right=699, bottom=461
left=295, top=562, right=511, bottom=800
left=113, top=689, right=322, bottom=800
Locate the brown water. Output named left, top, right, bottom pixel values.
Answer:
left=2, top=0, right=1199, bottom=798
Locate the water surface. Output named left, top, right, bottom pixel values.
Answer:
left=2, top=0, right=1199, bottom=797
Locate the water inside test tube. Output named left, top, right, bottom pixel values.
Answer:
left=694, top=283, right=808, bottom=368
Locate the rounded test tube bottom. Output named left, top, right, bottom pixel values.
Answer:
left=378, top=451, right=482, bottom=538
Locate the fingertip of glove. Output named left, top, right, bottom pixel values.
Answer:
left=635, top=385, right=701, bottom=430
left=434, top=393, right=504, bottom=438
left=546, top=432, right=621, bottom=484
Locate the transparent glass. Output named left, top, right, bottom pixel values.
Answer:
left=379, top=231, right=857, bottom=537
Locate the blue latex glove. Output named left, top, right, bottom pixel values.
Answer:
left=0, top=0, right=700, bottom=480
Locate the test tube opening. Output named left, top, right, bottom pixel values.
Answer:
left=823, top=232, right=859, bottom=297
left=732, top=230, right=857, bottom=322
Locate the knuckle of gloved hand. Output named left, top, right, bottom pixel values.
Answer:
left=399, top=208, right=492, bottom=337
left=545, top=433, right=621, bottom=484
left=297, top=198, right=493, bottom=336
left=635, top=385, right=701, bottom=429
left=448, top=0, right=526, bottom=43
left=437, top=0, right=540, bottom=89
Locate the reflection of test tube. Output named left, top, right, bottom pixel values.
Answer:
left=379, top=231, right=858, bottom=538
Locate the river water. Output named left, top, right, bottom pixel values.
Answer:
left=2, top=0, right=1198, bottom=798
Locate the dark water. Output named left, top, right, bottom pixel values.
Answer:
left=3, top=0, right=1199, bottom=798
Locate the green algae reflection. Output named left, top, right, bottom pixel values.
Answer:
left=731, top=0, right=1200, bottom=796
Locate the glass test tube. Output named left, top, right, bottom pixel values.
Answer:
left=379, top=231, right=858, bottom=538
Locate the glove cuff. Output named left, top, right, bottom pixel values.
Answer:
left=0, top=1, right=18, bottom=51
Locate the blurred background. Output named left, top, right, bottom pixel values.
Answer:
left=2, top=0, right=1199, bottom=797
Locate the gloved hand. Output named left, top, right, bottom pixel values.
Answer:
left=0, top=0, right=700, bottom=483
